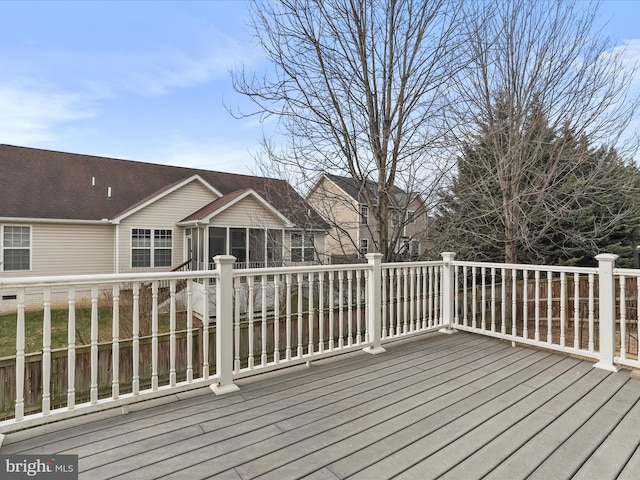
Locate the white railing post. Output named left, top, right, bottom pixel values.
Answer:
left=440, top=252, right=457, bottom=334
left=211, top=255, right=240, bottom=395
left=594, top=253, right=619, bottom=372
left=364, top=253, right=385, bottom=354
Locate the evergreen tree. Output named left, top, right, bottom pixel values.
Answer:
left=435, top=95, right=640, bottom=267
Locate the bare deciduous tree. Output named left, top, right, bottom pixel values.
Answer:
left=439, top=0, right=639, bottom=265
left=230, top=0, right=466, bottom=261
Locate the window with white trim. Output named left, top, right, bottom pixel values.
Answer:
left=407, top=210, right=416, bottom=223
left=359, top=205, right=369, bottom=225
left=2, top=225, right=31, bottom=271
left=291, top=233, right=315, bottom=262
left=131, top=228, right=172, bottom=268
left=360, top=238, right=369, bottom=256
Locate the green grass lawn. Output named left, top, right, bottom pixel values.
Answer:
left=0, top=307, right=189, bottom=358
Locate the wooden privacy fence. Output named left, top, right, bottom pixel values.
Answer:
left=0, top=306, right=369, bottom=420
left=0, top=329, right=212, bottom=421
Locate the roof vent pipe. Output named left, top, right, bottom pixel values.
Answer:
left=92, top=176, right=96, bottom=187
left=107, top=186, right=112, bottom=199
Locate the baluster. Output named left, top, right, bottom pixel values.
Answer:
left=560, top=272, right=566, bottom=347
left=547, top=272, right=553, bottom=344
left=318, top=273, right=325, bottom=353
left=169, top=280, right=176, bottom=387
left=262, top=275, right=268, bottom=366
left=338, top=270, right=345, bottom=348
left=389, top=268, right=395, bottom=336
left=462, top=266, right=468, bottom=327
left=411, top=267, right=417, bottom=331
left=491, top=267, right=496, bottom=332
left=91, top=286, right=99, bottom=403
left=186, top=281, right=193, bottom=383
left=234, top=277, right=242, bottom=370
left=522, top=271, right=528, bottom=339
left=67, top=287, right=76, bottom=408
left=428, top=267, right=434, bottom=328
left=620, top=276, right=627, bottom=359
left=364, top=268, right=370, bottom=343
left=434, top=267, right=440, bottom=326
left=15, top=288, right=26, bottom=421
left=329, top=272, right=335, bottom=349
left=297, top=273, right=304, bottom=357
left=286, top=273, right=292, bottom=360
left=202, top=279, right=210, bottom=378
left=356, top=269, right=363, bottom=343
left=274, top=275, right=281, bottom=363
left=471, top=266, right=477, bottom=329
left=402, top=267, right=409, bottom=334
left=420, top=267, right=429, bottom=329
left=381, top=268, right=388, bottom=337
left=132, top=282, right=140, bottom=393
left=588, top=273, right=595, bottom=353
left=454, top=266, right=459, bottom=328
left=42, top=287, right=51, bottom=415
left=534, top=271, right=541, bottom=342
left=308, top=273, right=315, bottom=354
left=573, top=273, right=579, bottom=350
left=396, top=267, right=402, bottom=334
left=151, top=282, right=159, bottom=390
left=501, top=268, right=507, bottom=334
left=347, top=270, right=353, bottom=346
left=112, top=284, right=121, bottom=397
left=512, top=269, right=517, bottom=337
left=481, top=267, right=486, bottom=330
left=248, top=276, right=255, bottom=368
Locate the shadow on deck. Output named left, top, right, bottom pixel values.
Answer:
left=2, top=331, right=640, bottom=479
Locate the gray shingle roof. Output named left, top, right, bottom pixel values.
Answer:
left=0, top=145, right=328, bottom=230
left=324, top=174, right=414, bottom=209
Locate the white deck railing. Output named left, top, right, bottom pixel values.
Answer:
left=0, top=252, right=635, bottom=434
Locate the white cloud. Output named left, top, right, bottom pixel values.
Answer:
left=0, top=81, right=94, bottom=145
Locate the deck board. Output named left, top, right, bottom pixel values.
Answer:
left=1, top=331, right=639, bottom=480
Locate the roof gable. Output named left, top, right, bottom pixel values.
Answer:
left=111, top=175, right=221, bottom=223
left=179, top=188, right=293, bottom=226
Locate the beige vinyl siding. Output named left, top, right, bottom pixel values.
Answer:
left=1, top=222, right=114, bottom=277
left=209, top=196, right=285, bottom=228
left=307, top=178, right=359, bottom=257
left=118, top=181, right=217, bottom=272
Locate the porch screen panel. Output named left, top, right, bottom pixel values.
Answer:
left=267, top=230, right=282, bottom=266
left=249, top=229, right=265, bottom=264
left=209, top=227, right=226, bottom=261
left=231, top=229, right=246, bottom=263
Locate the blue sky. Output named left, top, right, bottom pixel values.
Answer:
left=1, top=1, right=639, bottom=175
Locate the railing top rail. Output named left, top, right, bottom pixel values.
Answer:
left=232, top=263, right=371, bottom=277
left=614, top=267, right=640, bottom=277
left=383, top=260, right=446, bottom=268
left=0, top=269, right=220, bottom=289
left=452, top=260, right=598, bottom=275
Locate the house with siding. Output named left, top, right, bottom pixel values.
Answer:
left=0, top=145, right=328, bottom=311
left=306, top=174, right=431, bottom=262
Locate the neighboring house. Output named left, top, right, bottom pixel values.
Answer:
left=0, top=145, right=328, bottom=312
left=306, top=174, right=431, bottom=262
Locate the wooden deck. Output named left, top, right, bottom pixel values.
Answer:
left=2, top=331, right=640, bottom=479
